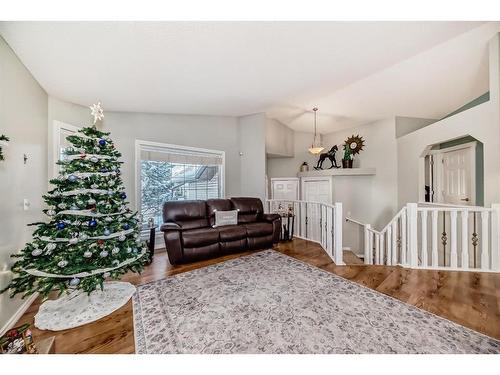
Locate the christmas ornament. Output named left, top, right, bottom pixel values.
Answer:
left=126, top=247, right=132, bottom=253
left=112, top=247, right=120, bottom=254
left=58, top=203, right=67, bottom=209
left=120, top=192, right=127, bottom=200
left=70, top=205, right=79, bottom=211
left=122, top=223, right=130, bottom=230
left=103, top=272, right=111, bottom=278
left=112, top=260, right=120, bottom=266
left=108, top=180, right=115, bottom=187
left=91, top=184, right=98, bottom=189
left=83, top=250, right=92, bottom=258
left=69, top=278, right=80, bottom=287
left=88, top=219, right=97, bottom=228
left=99, top=250, right=108, bottom=258
left=57, top=260, right=68, bottom=268
left=69, top=237, right=78, bottom=245
left=46, top=243, right=56, bottom=251
left=98, top=139, right=106, bottom=146
left=80, top=233, right=89, bottom=241
left=67, top=174, right=78, bottom=182
left=90, top=156, right=99, bottom=163
left=56, top=222, right=66, bottom=230
left=105, top=217, right=113, bottom=222
left=103, top=228, right=111, bottom=236
left=31, top=248, right=42, bottom=256
left=88, top=198, right=96, bottom=205
left=46, top=209, right=56, bottom=216
left=118, top=234, right=126, bottom=242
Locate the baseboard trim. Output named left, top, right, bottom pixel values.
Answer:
left=0, top=292, right=38, bottom=336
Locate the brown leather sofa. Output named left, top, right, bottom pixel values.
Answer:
left=160, top=197, right=281, bottom=264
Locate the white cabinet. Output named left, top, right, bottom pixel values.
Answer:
left=271, top=178, right=299, bottom=201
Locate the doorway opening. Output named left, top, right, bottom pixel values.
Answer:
left=420, top=135, right=484, bottom=206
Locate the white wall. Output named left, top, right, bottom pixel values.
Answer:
left=266, top=131, right=321, bottom=179
left=238, top=113, right=267, bottom=201
left=395, top=116, right=437, bottom=138
left=0, top=36, right=48, bottom=332
left=323, top=119, right=399, bottom=253
left=266, top=118, right=294, bottom=157
left=397, top=34, right=500, bottom=207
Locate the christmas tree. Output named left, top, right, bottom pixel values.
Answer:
left=2, top=103, right=147, bottom=298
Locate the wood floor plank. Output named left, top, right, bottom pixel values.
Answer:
left=9, top=238, right=500, bottom=353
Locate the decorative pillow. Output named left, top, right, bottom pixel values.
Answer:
left=213, top=210, right=238, bottom=228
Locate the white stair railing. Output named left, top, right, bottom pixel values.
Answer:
left=348, top=202, right=500, bottom=273
left=266, top=199, right=344, bottom=265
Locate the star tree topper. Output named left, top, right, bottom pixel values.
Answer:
left=89, top=101, right=104, bottom=125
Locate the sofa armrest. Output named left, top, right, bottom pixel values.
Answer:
left=262, top=213, right=281, bottom=223
left=160, top=222, right=182, bottom=232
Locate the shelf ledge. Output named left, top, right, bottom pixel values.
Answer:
left=297, top=168, right=376, bottom=177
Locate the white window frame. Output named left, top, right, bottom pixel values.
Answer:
left=134, top=139, right=226, bottom=222
left=50, top=120, right=81, bottom=182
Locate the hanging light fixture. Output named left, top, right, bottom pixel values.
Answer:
left=308, top=107, right=324, bottom=155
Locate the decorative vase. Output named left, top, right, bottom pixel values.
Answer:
left=300, top=162, right=309, bottom=172
left=342, top=159, right=353, bottom=168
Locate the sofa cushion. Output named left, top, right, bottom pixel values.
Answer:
left=182, top=227, right=219, bottom=247
left=230, top=197, right=264, bottom=223
left=244, top=222, right=274, bottom=237
left=206, top=199, right=232, bottom=226
left=163, top=200, right=208, bottom=230
left=217, top=225, right=247, bottom=241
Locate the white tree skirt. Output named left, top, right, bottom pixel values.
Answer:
left=34, top=281, right=136, bottom=331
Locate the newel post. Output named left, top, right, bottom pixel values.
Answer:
left=406, top=203, right=418, bottom=268
left=492, top=204, right=500, bottom=271
left=333, top=202, right=344, bottom=265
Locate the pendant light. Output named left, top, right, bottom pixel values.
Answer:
left=308, top=107, right=324, bottom=155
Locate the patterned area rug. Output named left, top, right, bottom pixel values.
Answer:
left=132, top=250, right=500, bottom=354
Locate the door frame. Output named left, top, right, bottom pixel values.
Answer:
left=424, top=141, right=477, bottom=205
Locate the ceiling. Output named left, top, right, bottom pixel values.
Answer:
left=0, top=21, right=497, bottom=133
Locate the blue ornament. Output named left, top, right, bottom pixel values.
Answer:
left=122, top=223, right=130, bottom=230
left=67, top=174, right=78, bottom=182
left=88, top=219, right=97, bottom=228
left=120, top=192, right=127, bottom=200
left=56, top=222, right=66, bottom=230
left=100, top=168, right=108, bottom=173
left=103, top=228, right=111, bottom=236
left=98, top=139, right=106, bottom=146
left=69, top=277, right=80, bottom=287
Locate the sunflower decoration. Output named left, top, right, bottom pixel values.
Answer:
left=345, top=134, right=365, bottom=155
left=0, top=134, right=9, bottom=161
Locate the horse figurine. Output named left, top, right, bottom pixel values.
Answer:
left=314, top=145, right=340, bottom=170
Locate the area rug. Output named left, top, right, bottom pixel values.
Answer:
left=132, top=250, right=500, bottom=354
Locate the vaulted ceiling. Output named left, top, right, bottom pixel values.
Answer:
left=0, top=21, right=497, bottom=133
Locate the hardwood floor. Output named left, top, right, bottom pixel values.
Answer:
left=13, top=238, right=500, bottom=353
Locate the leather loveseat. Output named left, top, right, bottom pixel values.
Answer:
left=160, top=197, right=281, bottom=264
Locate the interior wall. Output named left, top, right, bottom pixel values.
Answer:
left=266, top=131, right=320, bottom=179
left=238, top=113, right=267, bottom=201
left=322, top=119, right=399, bottom=254
left=0, top=36, right=48, bottom=332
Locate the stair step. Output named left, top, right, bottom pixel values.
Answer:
left=342, top=250, right=364, bottom=265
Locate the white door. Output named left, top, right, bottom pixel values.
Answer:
left=301, top=178, right=332, bottom=242
left=440, top=146, right=474, bottom=205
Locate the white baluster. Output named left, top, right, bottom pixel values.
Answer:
left=481, top=211, right=490, bottom=270
left=364, top=224, right=371, bottom=265
left=375, top=234, right=380, bottom=265
left=461, top=210, right=469, bottom=270
left=492, top=204, right=500, bottom=272
left=387, top=225, right=392, bottom=266
left=421, top=210, right=428, bottom=267
left=431, top=210, right=438, bottom=267
left=450, top=211, right=457, bottom=268
left=401, top=209, right=407, bottom=265
left=380, top=234, right=385, bottom=265
left=391, top=220, right=397, bottom=265
left=333, top=202, right=344, bottom=265
left=407, top=203, right=418, bottom=268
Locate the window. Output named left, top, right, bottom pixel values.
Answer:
left=136, top=140, right=225, bottom=227
left=51, top=121, right=80, bottom=179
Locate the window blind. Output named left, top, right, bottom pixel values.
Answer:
left=140, top=146, right=223, bottom=165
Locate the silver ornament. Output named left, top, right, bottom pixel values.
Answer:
left=69, top=237, right=78, bottom=245
left=73, top=220, right=81, bottom=226
left=118, top=234, right=126, bottom=242
left=108, top=180, right=115, bottom=187
left=83, top=250, right=92, bottom=258
left=31, top=248, right=43, bottom=256
left=126, top=247, right=132, bottom=253
left=46, top=209, right=56, bottom=216
left=103, top=272, right=111, bottom=278
left=111, top=247, right=120, bottom=254
left=105, top=216, right=113, bottom=222
left=87, top=198, right=96, bottom=205
left=57, top=260, right=68, bottom=267
left=58, top=203, right=67, bottom=209
left=112, top=260, right=120, bottom=266
left=70, top=205, right=79, bottom=211
left=91, top=184, right=98, bottom=189
left=46, top=243, right=57, bottom=251
left=90, top=156, right=99, bottom=163
left=99, top=250, right=108, bottom=258
left=69, top=278, right=80, bottom=287
left=80, top=233, right=89, bottom=240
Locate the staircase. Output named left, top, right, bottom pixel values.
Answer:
left=267, top=199, right=500, bottom=273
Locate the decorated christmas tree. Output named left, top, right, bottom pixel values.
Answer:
left=2, top=103, right=147, bottom=299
